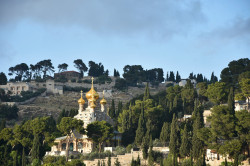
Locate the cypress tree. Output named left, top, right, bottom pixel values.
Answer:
left=109, top=99, right=116, bottom=119
left=22, top=147, right=26, bottom=166
left=98, top=160, right=101, bottom=166
left=114, top=69, right=117, bottom=77
left=117, top=101, right=123, bottom=117
left=135, top=103, right=146, bottom=146
left=102, top=160, right=106, bottom=166
left=180, top=124, right=190, bottom=158
left=192, top=111, right=203, bottom=161
left=3, top=145, right=9, bottom=166
left=176, top=71, right=181, bottom=83
left=145, top=119, right=152, bottom=139
left=148, top=136, right=154, bottom=166
left=169, top=71, right=175, bottom=82
left=166, top=72, right=169, bottom=81
left=160, top=122, right=170, bottom=146
left=31, top=134, right=40, bottom=161
left=108, top=155, right=111, bottom=166
left=228, top=87, right=235, bottom=115
left=141, top=136, right=149, bottom=160
left=13, top=151, right=18, bottom=166
left=136, top=155, right=141, bottom=165
left=169, top=114, right=180, bottom=155
left=0, top=119, right=6, bottom=131
left=143, top=83, right=150, bottom=100
left=114, top=158, right=121, bottom=166
left=148, top=148, right=154, bottom=166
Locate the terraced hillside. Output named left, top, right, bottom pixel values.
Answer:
left=17, top=85, right=166, bottom=123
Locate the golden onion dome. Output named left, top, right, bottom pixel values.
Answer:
left=100, top=91, right=107, bottom=105
left=86, top=77, right=99, bottom=100
left=90, top=101, right=96, bottom=108
left=78, top=90, right=85, bottom=105
left=89, top=95, right=97, bottom=108
left=100, top=98, right=107, bottom=105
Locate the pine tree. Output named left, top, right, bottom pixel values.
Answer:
left=169, top=114, right=180, bottom=155
left=180, top=124, right=190, bottom=158
left=160, top=122, right=170, bottom=146
left=135, top=103, right=146, bottom=146
left=228, top=87, right=235, bottom=115
left=31, top=134, right=40, bottom=161
left=143, top=83, right=150, bottom=100
left=22, top=147, right=26, bottom=166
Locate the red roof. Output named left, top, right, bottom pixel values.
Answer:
left=56, top=71, right=80, bottom=74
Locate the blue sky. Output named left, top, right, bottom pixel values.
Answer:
left=0, top=0, right=249, bottom=80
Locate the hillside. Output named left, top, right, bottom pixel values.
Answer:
left=17, top=84, right=166, bottom=123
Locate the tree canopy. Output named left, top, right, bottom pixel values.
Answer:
left=87, top=121, right=114, bottom=153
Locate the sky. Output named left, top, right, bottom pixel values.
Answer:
left=0, top=0, right=249, bottom=80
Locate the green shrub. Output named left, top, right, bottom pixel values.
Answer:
left=77, top=80, right=83, bottom=83
left=114, top=146, right=126, bottom=155
left=126, top=144, right=133, bottom=153
left=71, top=79, right=76, bottom=83
left=66, top=159, right=85, bottom=166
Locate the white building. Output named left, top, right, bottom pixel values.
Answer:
left=179, top=79, right=197, bottom=88
left=235, top=99, right=249, bottom=112
left=0, top=82, right=31, bottom=95
left=46, top=78, right=117, bottom=156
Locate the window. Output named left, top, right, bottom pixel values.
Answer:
left=62, top=143, right=66, bottom=150
left=69, top=143, right=74, bottom=151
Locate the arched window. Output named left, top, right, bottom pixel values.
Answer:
left=62, top=143, right=66, bottom=150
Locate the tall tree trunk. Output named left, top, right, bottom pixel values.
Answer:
left=99, top=142, right=102, bottom=153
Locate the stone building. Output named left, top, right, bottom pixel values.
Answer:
left=0, top=82, right=31, bottom=95
left=54, top=71, right=81, bottom=80
left=46, top=77, right=119, bottom=156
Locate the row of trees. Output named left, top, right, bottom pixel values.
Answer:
left=3, top=58, right=235, bottom=86
left=114, top=58, right=249, bottom=165
left=0, top=114, right=114, bottom=165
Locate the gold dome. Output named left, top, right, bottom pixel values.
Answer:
left=86, top=77, right=99, bottom=100
left=100, top=98, right=107, bottom=105
left=100, top=91, right=107, bottom=105
left=90, top=101, right=96, bottom=108
left=78, top=90, right=85, bottom=105
left=89, top=95, right=97, bottom=108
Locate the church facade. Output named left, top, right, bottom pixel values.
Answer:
left=46, top=78, right=118, bottom=156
